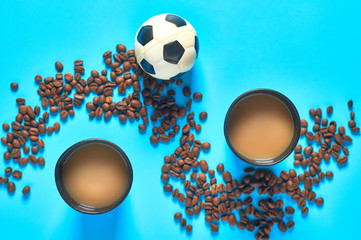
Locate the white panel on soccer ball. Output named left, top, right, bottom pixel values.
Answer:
left=134, top=40, right=145, bottom=61
left=178, top=48, right=196, bottom=72
left=176, top=31, right=196, bottom=49
left=143, top=41, right=164, bottom=66
left=152, top=21, right=178, bottom=43
left=154, top=60, right=180, bottom=80
left=143, top=14, right=167, bottom=27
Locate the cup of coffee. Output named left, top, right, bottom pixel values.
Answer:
left=55, top=139, right=133, bottom=214
left=224, top=89, right=301, bottom=166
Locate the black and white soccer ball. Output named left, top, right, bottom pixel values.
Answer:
left=134, top=14, right=199, bottom=80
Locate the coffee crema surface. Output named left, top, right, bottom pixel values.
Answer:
left=228, top=94, right=294, bottom=160
left=62, top=143, right=129, bottom=208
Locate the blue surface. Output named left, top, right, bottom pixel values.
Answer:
left=0, top=0, right=361, bottom=239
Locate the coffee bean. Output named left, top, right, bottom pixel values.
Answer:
left=303, top=146, right=313, bottom=156
left=5, top=167, right=12, bottom=174
left=163, top=184, right=173, bottom=192
left=301, top=206, right=309, bottom=214
left=159, top=134, right=170, bottom=142
left=18, top=158, right=28, bottom=166
left=285, top=206, right=294, bottom=215
left=222, top=171, right=232, bottom=182
left=294, top=145, right=302, bottom=153
left=201, top=142, right=211, bottom=150
left=309, top=108, right=316, bottom=117
left=327, top=106, right=333, bottom=114
left=228, top=214, right=237, bottom=226
left=287, top=220, right=295, bottom=229
left=22, top=185, right=30, bottom=195
left=35, top=74, right=42, bottom=82
left=150, top=135, right=159, bottom=144
left=186, top=224, right=192, bottom=232
left=193, top=92, right=203, bottom=100
left=38, top=157, right=45, bottom=166
left=2, top=123, right=10, bottom=131
left=199, top=111, right=207, bottom=120
left=180, top=218, right=186, bottom=227
left=210, top=224, right=219, bottom=232
left=55, top=61, right=63, bottom=72
left=7, top=182, right=15, bottom=193
left=217, top=163, right=224, bottom=172
left=348, top=100, right=353, bottom=108
left=12, top=170, right=22, bottom=179
left=244, top=167, right=255, bottom=174
left=200, top=160, right=209, bottom=172
left=54, top=122, right=60, bottom=132
left=315, top=197, right=324, bottom=205
left=183, top=87, right=191, bottom=97
left=351, top=127, right=360, bottom=133
left=278, top=221, right=287, bottom=232
left=11, top=82, right=19, bottom=90
left=301, top=119, right=308, bottom=127
left=337, top=155, right=348, bottom=165
left=304, top=177, right=313, bottom=190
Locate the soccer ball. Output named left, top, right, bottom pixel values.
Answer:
left=134, top=14, right=199, bottom=80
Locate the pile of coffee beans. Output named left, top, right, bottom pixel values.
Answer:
left=1, top=42, right=201, bottom=195
left=1, top=41, right=358, bottom=239
left=161, top=99, right=358, bottom=238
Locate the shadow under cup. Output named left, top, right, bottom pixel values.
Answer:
left=55, top=139, right=133, bottom=214
left=224, top=89, right=301, bottom=166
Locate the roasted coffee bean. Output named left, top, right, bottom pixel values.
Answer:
left=222, top=171, right=232, bottom=182
left=201, top=142, right=211, bottom=150
left=55, top=61, right=63, bottom=71
left=12, top=170, right=22, bottom=179
left=38, top=157, right=45, bottom=166
left=193, top=92, right=203, bottom=100
left=183, top=87, right=191, bottom=97
left=278, top=221, right=287, bottom=232
left=178, top=218, right=187, bottom=227
left=287, top=220, right=295, bottom=229
left=29, top=155, right=37, bottom=164
left=199, top=111, right=208, bottom=120
left=327, top=106, right=333, bottom=114
left=303, top=146, right=313, bottom=156
left=301, top=206, right=309, bottom=214
left=294, top=144, right=302, bottom=153
left=22, top=185, right=30, bottom=195
left=337, top=155, right=348, bottom=165
left=304, top=177, right=313, bottom=190
left=163, top=184, right=173, bottom=192
left=285, top=206, right=294, bottom=215
left=5, top=167, right=13, bottom=174
left=11, top=82, right=19, bottom=90
left=7, top=182, right=15, bottom=193
left=228, top=214, right=237, bottom=226
left=348, top=100, right=353, bottom=108
left=18, top=158, right=28, bottom=166
left=210, top=224, right=219, bottom=232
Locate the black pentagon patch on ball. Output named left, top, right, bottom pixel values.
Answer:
left=137, top=25, right=153, bottom=46
left=140, top=59, right=155, bottom=74
left=165, top=14, right=187, bottom=27
left=163, top=40, right=185, bottom=64
left=194, top=36, right=199, bottom=57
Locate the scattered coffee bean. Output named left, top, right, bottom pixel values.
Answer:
left=22, top=185, right=30, bottom=195
left=10, top=82, right=19, bottom=90
left=199, top=111, right=207, bottom=120
left=7, top=182, right=15, bottom=193
left=174, top=212, right=182, bottom=220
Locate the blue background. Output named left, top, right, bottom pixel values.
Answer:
left=0, top=0, right=360, bottom=239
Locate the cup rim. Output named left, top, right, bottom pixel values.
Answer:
left=54, top=138, right=133, bottom=214
left=224, top=88, right=301, bottom=166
